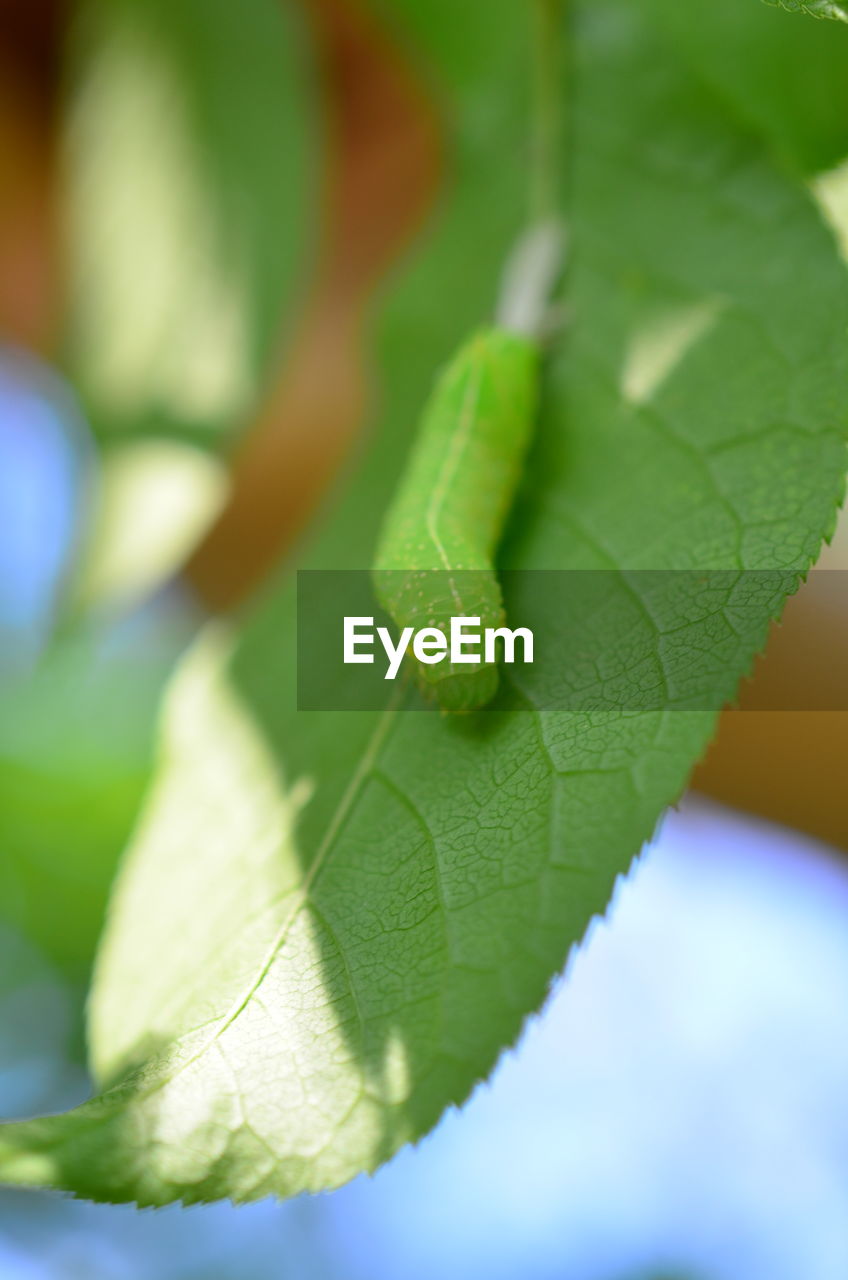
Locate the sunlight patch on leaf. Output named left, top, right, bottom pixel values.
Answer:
left=89, top=628, right=316, bottom=1087
left=620, top=299, right=725, bottom=405
left=811, top=159, right=848, bottom=260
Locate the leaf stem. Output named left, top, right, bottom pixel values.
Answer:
left=530, top=0, right=566, bottom=224
left=497, top=0, right=568, bottom=338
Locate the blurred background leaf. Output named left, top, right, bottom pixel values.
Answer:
left=0, top=342, right=195, bottom=985
left=73, top=438, right=228, bottom=611
left=61, top=0, right=317, bottom=446
left=0, top=0, right=322, bottom=986
left=0, top=620, right=185, bottom=982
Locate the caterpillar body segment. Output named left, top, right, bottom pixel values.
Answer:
left=373, top=326, right=539, bottom=712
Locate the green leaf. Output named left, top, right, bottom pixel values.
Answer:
left=2, top=0, right=846, bottom=1203
left=0, top=625, right=180, bottom=980
left=73, top=439, right=228, bottom=611
left=652, top=0, right=848, bottom=175
left=62, top=0, right=316, bottom=444
left=766, top=1, right=848, bottom=23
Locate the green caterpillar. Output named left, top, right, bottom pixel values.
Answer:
left=372, top=326, right=539, bottom=712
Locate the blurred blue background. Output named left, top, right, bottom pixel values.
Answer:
left=2, top=280, right=848, bottom=1279
left=2, top=791, right=848, bottom=1279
